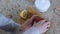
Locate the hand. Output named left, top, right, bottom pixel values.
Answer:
left=20, top=15, right=50, bottom=34
left=33, top=20, right=50, bottom=34
left=20, top=15, right=39, bottom=32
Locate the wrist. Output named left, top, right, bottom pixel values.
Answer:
left=19, top=25, right=28, bottom=32
left=19, top=26, right=25, bottom=32
left=32, top=26, right=42, bottom=34
left=33, top=26, right=43, bottom=34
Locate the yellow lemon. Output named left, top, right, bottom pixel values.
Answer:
left=20, top=10, right=27, bottom=19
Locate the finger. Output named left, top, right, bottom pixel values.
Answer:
left=30, top=15, right=39, bottom=20
left=41, top=28, right=48, bottom=33
left=28, top=15, right=40, bottom=26
left=31, top=15, right=39, bottom=18
left=34, top=20, right=45, bottom=26
left=27, top=15, right=39, bottom=23
left=37, top=20, right=47, bottom=25
left=43, top=21, right=50, bottom=26
left=25, top=17, right=34, bottom=24
left=42, top=29, right=48, bottom=33
left=24, top=19, right=33, bottom=26
left=42, top=19, right=49, bottom=23
left=43, top=24, right=50, bottom=29
left=43, top=22, right=50, bottom=29
left=25, top=19, right=30, bottom=23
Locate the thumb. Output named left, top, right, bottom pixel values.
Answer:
left=28, top=15, right=39, bottom=23
left=24, top=15, right=38, bottom=25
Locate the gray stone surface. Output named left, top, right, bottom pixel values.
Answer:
left=0, top=0, right=60, bottom=34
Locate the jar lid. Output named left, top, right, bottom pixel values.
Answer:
left=35, top=0, right=50, bottom=12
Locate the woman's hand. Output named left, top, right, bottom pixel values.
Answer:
left=20, top=15, right=38, bottom=32
left=33, top=20, right=50, bottom=34
left=20, top=15, right=50, bottom=34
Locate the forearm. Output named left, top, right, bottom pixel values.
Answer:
left=0, top=14, right=21, bottom=32
left=0, top=20, right=21, bottom=32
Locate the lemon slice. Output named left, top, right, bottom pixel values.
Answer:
left=20, top=10, right=27, bottom=19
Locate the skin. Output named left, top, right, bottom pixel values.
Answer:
left=20, top=15, right=50, bottom=34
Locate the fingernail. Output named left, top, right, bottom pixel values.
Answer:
left=47, top=27, right=49, bottom=29
left=45, top=20, right=48, bottom=22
